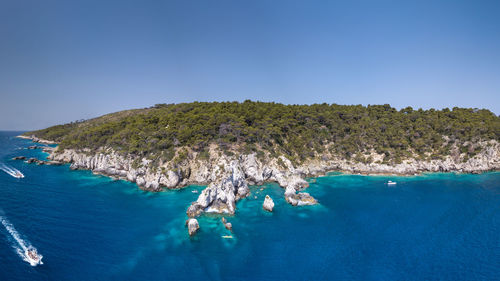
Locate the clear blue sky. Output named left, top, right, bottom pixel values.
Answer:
left=1, top=0, right=499, bottom=130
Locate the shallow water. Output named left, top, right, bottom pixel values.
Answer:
left=0, top=131, right=499, bottom=280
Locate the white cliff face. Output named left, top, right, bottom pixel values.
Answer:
left=263, top=195, right=275, bottom=212
left=159, top=171, right=180, bottom=188
left=239, top=154, right=266, bottom=184
left=324, top=141, right=500, bottom=175
left=49, top=141, right=500, bottom=192
left=49, top=149, right=165, bottom=192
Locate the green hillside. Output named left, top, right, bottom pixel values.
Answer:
left=26, top=101, right=500, bottom=164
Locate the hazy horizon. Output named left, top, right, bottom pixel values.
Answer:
left=1, top=0, right=499, bottom=130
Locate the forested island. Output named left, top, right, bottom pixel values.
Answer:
left=21, top=101, right=500, bottom=235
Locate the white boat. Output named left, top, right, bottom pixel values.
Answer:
left=191, top=190, right=198, bottom=193
left=25, top=247, right=42, bottom=266
left=387, top=180, right=397, bottom=185
left=0, top=164, right=24, bottom=178
left=221, top=235, right=233, bottom=239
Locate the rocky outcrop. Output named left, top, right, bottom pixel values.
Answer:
left=20, top=157, right=63, bottom=166
left=282, top=176, right=318, bottom=206
left=187, top=218, right=199, bottom=236
left=186, top=155, right=322, bottom=219
left=263, top=195, right=274, bottom=212
left=22, top=145, right=56, bottom=154
left=285, top=192, right=318, bottom=206
left=186, top=160, right=250, bottom=217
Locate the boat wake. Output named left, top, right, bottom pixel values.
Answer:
left=0, top=163, right=24, bottom=178
left=0, top=213, right=43, bottom=266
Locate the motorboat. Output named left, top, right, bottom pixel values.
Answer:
left=191, top=190, right=199, bottom=193
left=14, top=171, right=24, bottom=178
left=387, top=180, right=397, bottom=185
left=25, top=247, right=42, bottom=265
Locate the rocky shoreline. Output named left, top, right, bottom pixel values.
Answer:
left=12, top=156, right=64, bottom=166
left=17, top=135, right=58, bottom=145
left=16, top=135, right=500, bottom=236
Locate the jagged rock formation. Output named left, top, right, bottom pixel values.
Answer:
left=186, top=160, right=250, bottom=217
left=263, top=195, right=275, bottom=212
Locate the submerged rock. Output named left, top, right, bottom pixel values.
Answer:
left=221, top=217, right=233, bottom=231
left=12, top=156, right=26, bottom=160
left=263, top=195, right=275, bottom=212
left=187, top=218, right=199, bottom=236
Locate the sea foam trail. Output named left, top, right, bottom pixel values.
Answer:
left=0, top=212, right=43, bottom=266
left=0, top=163, right=24, bottom=178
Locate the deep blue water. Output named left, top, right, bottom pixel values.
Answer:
left=0, top=131, right=499, bottom=280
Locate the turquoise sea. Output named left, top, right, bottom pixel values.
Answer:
left=0, top=131, right=499, bottom=280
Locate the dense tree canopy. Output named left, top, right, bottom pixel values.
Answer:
left=27, top=101, right=500, bottom=164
